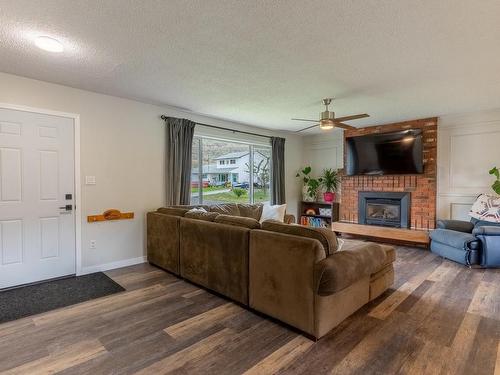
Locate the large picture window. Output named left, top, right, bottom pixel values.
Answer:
left=190, top=136, right=272, bottom=205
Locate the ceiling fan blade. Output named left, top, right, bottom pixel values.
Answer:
left=296, top=124, right=320, bottom=132
left=334, top=122, right=356, bottom=130
left=334, top=114, right=369, bottom=122
left=291, top=118, right=318, bottom=122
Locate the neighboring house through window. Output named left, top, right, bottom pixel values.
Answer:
left=190, top=136, right=272, bottom=205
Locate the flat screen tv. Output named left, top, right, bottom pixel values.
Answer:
left=346, top=129, right=423, bottom=175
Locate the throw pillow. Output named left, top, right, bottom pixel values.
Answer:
left=237, top=203, right=264, bottom=221
left=469, top=194, right=500, bottom=223
left=209, top=204, right=240, bottom=216
left=260, top=203, right=287, bottom=223
left=188, top=207, right=208, bottom=213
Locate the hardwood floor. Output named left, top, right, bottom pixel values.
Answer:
left=0, top=246, right=499, bottom=374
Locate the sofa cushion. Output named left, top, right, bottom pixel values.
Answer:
left=157, top=207, right=189, bottom=217
left=471, top=217, right=500, bottom=229
left=430, top=241, right=481, bottom=265
left=215, top=214, right=261, bottom=229
left=429, top=228, right=480, bottom=250
left=147, top=212, right=181, bottom=275
left=237, top=203, right=263, bottom=221
left=209, top=204, right=240, bottom=216
left=315, top=243, right=387, bottom=295
left=179, top=218, right=250, bottom=305
left=342, top=239, right=395, bottom=266
left=261, top=220, right=337, bottom=256
left=436, top=219, right=474, bottom=233
left=184, top=211, right=219, bottom=222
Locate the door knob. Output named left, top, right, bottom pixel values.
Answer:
left=59, top=205, right=73, bottom=211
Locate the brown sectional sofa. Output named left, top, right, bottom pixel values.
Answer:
left=147, top=203, right=395, bottom=339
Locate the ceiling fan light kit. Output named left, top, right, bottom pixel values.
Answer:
left=319, top=119, right=335, bottom=130
left=292, top=98, right=369, bottom=132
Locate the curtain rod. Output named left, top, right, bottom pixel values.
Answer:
left=160, top=115, right=273, bottom=140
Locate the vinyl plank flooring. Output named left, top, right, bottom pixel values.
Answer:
left=2, top=339, right=106, bottom=375
left=174, top=320, right=296, bottom=375
left=468, top=280, right=500, bottom=320
left=242, top=335, right=314, bottom=375
left=463, top=316, right=500, bottom=375
left=133, top=328, right=236, bottom=375
left=0, top=246, right=498, bottom=375
left=277, top=312, right=382, bottom=374
left=164, top=302, right=243, bottom=339
left=495, top=341, right=500, bottom=375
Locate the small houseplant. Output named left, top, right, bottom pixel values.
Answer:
left=489, top=167, right=500, bottom=195
left=319, top=168, right=340, bottom=202
left=296, top=166, right=319, bottom=201
left=306, top=178, right=320, bottom=202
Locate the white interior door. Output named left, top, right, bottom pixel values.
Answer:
left=0, top=107, right=75, bottom=289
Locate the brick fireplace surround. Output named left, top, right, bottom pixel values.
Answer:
left=340, top=118, right=438, bottom=230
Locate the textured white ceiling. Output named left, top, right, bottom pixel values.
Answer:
left=1, top=0, right=500, bottom=132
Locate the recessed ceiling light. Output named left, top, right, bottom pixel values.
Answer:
left=35, top=36, right=64, bottom=52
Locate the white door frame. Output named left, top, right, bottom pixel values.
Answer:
left=0, top=102, right=82, bottom=276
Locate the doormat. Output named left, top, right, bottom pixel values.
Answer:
left=0, top=272, right=125, bottom=324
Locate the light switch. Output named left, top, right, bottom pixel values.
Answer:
left=85, top=176, right=96, bottom=185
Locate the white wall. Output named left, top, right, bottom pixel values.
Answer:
left=0, top=72, right=303, bottom=272
left=302, top=129, right=344, bottom=174
left=437, top=109, right=500, bottom=220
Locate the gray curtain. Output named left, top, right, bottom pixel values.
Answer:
left=271, top=137, right=286, bottom=205
left=165, top=117, right=196, bottom=205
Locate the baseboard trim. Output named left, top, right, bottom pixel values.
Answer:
left=79, top=256, right=146, bottom=275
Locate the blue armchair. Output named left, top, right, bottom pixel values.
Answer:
left=430, top=218, right=500, bottom=267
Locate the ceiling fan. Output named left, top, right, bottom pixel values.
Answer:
left=292, top=98, right=369, bottom=132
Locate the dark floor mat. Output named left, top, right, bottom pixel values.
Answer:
left=0, top=272, right=125, bottom=324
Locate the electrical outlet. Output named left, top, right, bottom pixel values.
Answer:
left=90, top=240, right=97, bottom=249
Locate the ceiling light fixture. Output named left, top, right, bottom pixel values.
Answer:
left=319, top=119, right=335, bottom=130
left=35, top=36, right=64, bottom=52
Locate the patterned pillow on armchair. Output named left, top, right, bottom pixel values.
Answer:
left=469, top=194, right=500, bottom=223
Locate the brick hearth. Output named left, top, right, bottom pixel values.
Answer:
left=340, top=117, right=437, bottom=230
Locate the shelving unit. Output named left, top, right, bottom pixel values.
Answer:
left=299, top=201, right=340, bottom=228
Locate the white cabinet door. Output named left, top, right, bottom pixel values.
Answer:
left=0, top=108, right=75, bottom=289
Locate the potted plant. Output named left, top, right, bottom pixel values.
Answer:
left=490, top=167, right=500, bottom=195
left=296, top=166, right=319, bottom=201
left=306, top=178, right=321, bottom=202
left=319, top=168, right=340, bottom=202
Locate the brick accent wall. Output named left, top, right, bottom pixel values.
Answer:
left=340, top=117, right=438, bottom=230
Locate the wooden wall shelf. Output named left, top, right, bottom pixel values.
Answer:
left=88, top=209, right=134, bottom=223
left=332, top=221, right=429, bottom=246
